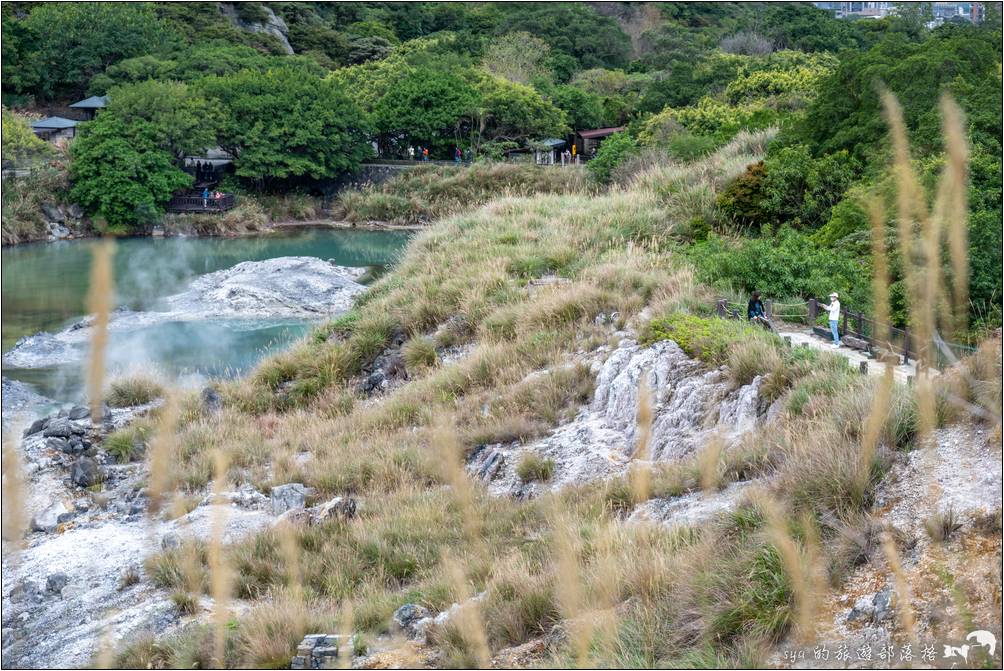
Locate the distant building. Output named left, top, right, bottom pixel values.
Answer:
left=30, top=116, right=78, bottom=142
left=68, top=95, right=109, bottom=120
left=814, top=1, right=984, bottom=21
left=815, top=2, right=895, bottom=19
left=574, top=127, right=626, bottom=158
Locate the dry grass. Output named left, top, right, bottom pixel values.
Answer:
left=106, top=374, right=165, bottom=408
left=89, top=97, right=1001, bottom=668
left=335, top=162, right=590, bottom=225
left=516, top=453, right=555, bottom=483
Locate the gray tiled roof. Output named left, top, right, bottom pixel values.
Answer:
left=31, top=116, right=79, bottom=130
left=69, top=95, right=109, bottom=109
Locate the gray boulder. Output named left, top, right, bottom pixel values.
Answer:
left=43, top=418, right=85, bottom=439
left=46, top=437, right=69, bottom=453
left=70, top=457, right=102, bottom=487
left=201, top=386, right=222, bottom=413
left=393, top=603, right=432, bottom=639
left=847, top=588, right=895, bottom=624
left=160, top=532, right=181, bottom=551
left=872, top=588, right=894, bottom=622
left=315, top=496, right=357, bottom=522
left=41, top=202, right=64, bottom=223
left=30, top=500, right=69, bottom=533
left=47, top=223, right=71, bottom=240
left=9, top=580, right=41, bottom=604
left=23, top=417, right=49, bottom=437
left=270, top=483, right=312, bottom=515
left=66, top=203, right=84, bottom=219
left=45, top=573, right=69, bottom=594
left=67, top=405, right=90, bottom=420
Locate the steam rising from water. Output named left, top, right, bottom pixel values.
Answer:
left=3, top=256, right=366, bottom=402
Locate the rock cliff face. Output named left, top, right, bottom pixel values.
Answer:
left=219, top=3, right=294, bottom=54
left=469, top=338, right=766, bottom=498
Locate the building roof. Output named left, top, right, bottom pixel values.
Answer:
left=538, top=138, right=567, bottom=147
left=69, top=95, right=109, bottom=109
left=576, top=126, right=626, bottom=139
left=31, top=116, right=79, bottom=130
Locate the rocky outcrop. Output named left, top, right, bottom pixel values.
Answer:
left=291, top=634, right=366, bottom=669
left=470, top=339, right=766, bottom=498
left=165, top=257, right=366, bottom=319
left=1, top=378, right=52, bottom=427
left=1, top=402, right=276, bottom=669
left=219, top=3, right=294, bottom=54
left=270, top=482, right=312, bottom=515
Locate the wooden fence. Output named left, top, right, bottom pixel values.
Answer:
left=716, top=297, right=975, bottom=370
left=167, top=193, right=236, bottom=213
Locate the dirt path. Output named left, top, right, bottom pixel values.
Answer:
left=775, top=325, right=926, bottom=385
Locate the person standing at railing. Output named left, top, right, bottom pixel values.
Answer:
left=820, top=292, right=841, bottom=347
left=202, top=187, right=209, bottom=209
left=214, top=190, right=223, bottom=211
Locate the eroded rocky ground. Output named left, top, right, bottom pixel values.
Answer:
left=768, top=424, right=1002, bottom=669
left=1, top=396, right=278, bottom=668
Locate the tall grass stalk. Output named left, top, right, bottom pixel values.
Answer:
left=442, top=553, right=491, bottom=667
left=209, top=450, right=233, bottom=666
left=757, top=493, right=821, bottom=645
left=551, top=508, right=591, bottom=667
left=880, top=533, right=916, bottom=641
left=629, top=378, right=654, bottom=503
left=336, top=600, right=355, bottom=670
left=938, top=95, right=970, bottom=336
left=86, top=239, right=116, bottom=422
left=1, top=426, right=27, bottom=544
left=276, top=519, right=305, bottom=637
left=146, top=393, right=180, bottom=514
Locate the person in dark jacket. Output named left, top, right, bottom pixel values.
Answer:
left=747, top=291, right=765, bottom=321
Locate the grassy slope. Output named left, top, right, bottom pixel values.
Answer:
left=334, top=162, right=592, bottom=225
left=118, top=133, right=1000, bottom=669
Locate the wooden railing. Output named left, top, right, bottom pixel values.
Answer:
left=715, top=297, right=975, bottom=370
left=167, top=193, right=236, bottom=213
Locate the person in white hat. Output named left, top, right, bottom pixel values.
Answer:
left=820, top=292, right=841, bottom=347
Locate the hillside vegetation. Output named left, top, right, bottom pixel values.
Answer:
left=114, top=117, right=1000, bottom=667
left=335, top=163, right=591, bottom=225
left=3, top=2, right=999, bottom=334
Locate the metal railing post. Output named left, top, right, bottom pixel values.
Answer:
left=902, top=327, right=910, bottom=365
left=765, top=299, right=773, bottom=321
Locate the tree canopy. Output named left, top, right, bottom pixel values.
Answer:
left=199, top=67, right=372, bottom=185
left=70, top=115, right=191, bottom=230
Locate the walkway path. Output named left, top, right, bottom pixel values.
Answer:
left=775, top=325, right=927, bottom=385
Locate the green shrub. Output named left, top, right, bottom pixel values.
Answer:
left=402, top=336, right=438, bottom=371
left=642, top=313, right=774, bottom=366
left=106, top=375, right=165, bottom=407
left=104, top=427, right=147, bottom=463
left=170, top=590, right=200, bottom=615
left=686, top=228, right=869, bottom=310
left=516, top=453, right=555, bottom=483
left=587, top=132, right=639, bottom=185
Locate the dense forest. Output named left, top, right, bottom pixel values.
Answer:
left=2, top=1, right=1001, bottom=330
